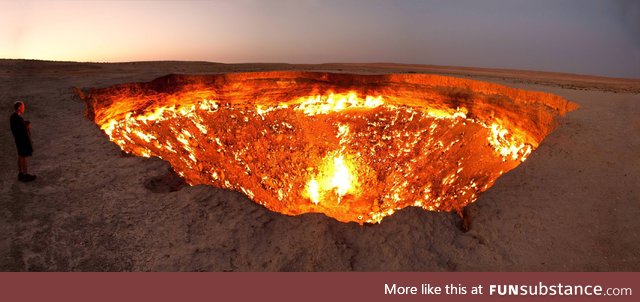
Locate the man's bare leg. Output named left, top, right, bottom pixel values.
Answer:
left=17, top=156, right=25, bottom=174
left=17, top=156, right=36, bottom=182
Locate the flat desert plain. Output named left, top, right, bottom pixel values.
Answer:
left=0, top=60, right=638, bottom=271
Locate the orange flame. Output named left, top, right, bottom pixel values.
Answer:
left=83, top=72, right=576, bottom=224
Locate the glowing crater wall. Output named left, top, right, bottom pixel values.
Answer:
left=84, top=72, right=577, bottom=224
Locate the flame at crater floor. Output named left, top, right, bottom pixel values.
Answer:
left=83, top=72, right=577, bottom=224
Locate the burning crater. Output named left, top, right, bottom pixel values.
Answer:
left=83, top=72, right=577, bottom=224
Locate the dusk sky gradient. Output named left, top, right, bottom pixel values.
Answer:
left=1, top=0, right=639, bottom=78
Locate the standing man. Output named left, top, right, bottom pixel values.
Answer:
left=10, top=101, right=36, bottom=182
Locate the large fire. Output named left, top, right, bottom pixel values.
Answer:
left=83, top=72, right=577, bottom=224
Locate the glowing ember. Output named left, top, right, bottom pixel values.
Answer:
left=82, top=72, right=577, bottom=224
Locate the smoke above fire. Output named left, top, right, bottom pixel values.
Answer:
left=82, top=72, right=577, bottom=224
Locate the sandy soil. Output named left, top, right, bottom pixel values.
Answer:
left=1, top=60, right=638, bottom=271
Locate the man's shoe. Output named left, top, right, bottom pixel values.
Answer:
left=18, top=173, right=36, bottom=182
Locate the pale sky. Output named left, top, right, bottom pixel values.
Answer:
left=1, top=0, right=639, bottom=78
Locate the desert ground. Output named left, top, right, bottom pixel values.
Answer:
left=0, top=60, right=638, bottom=271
